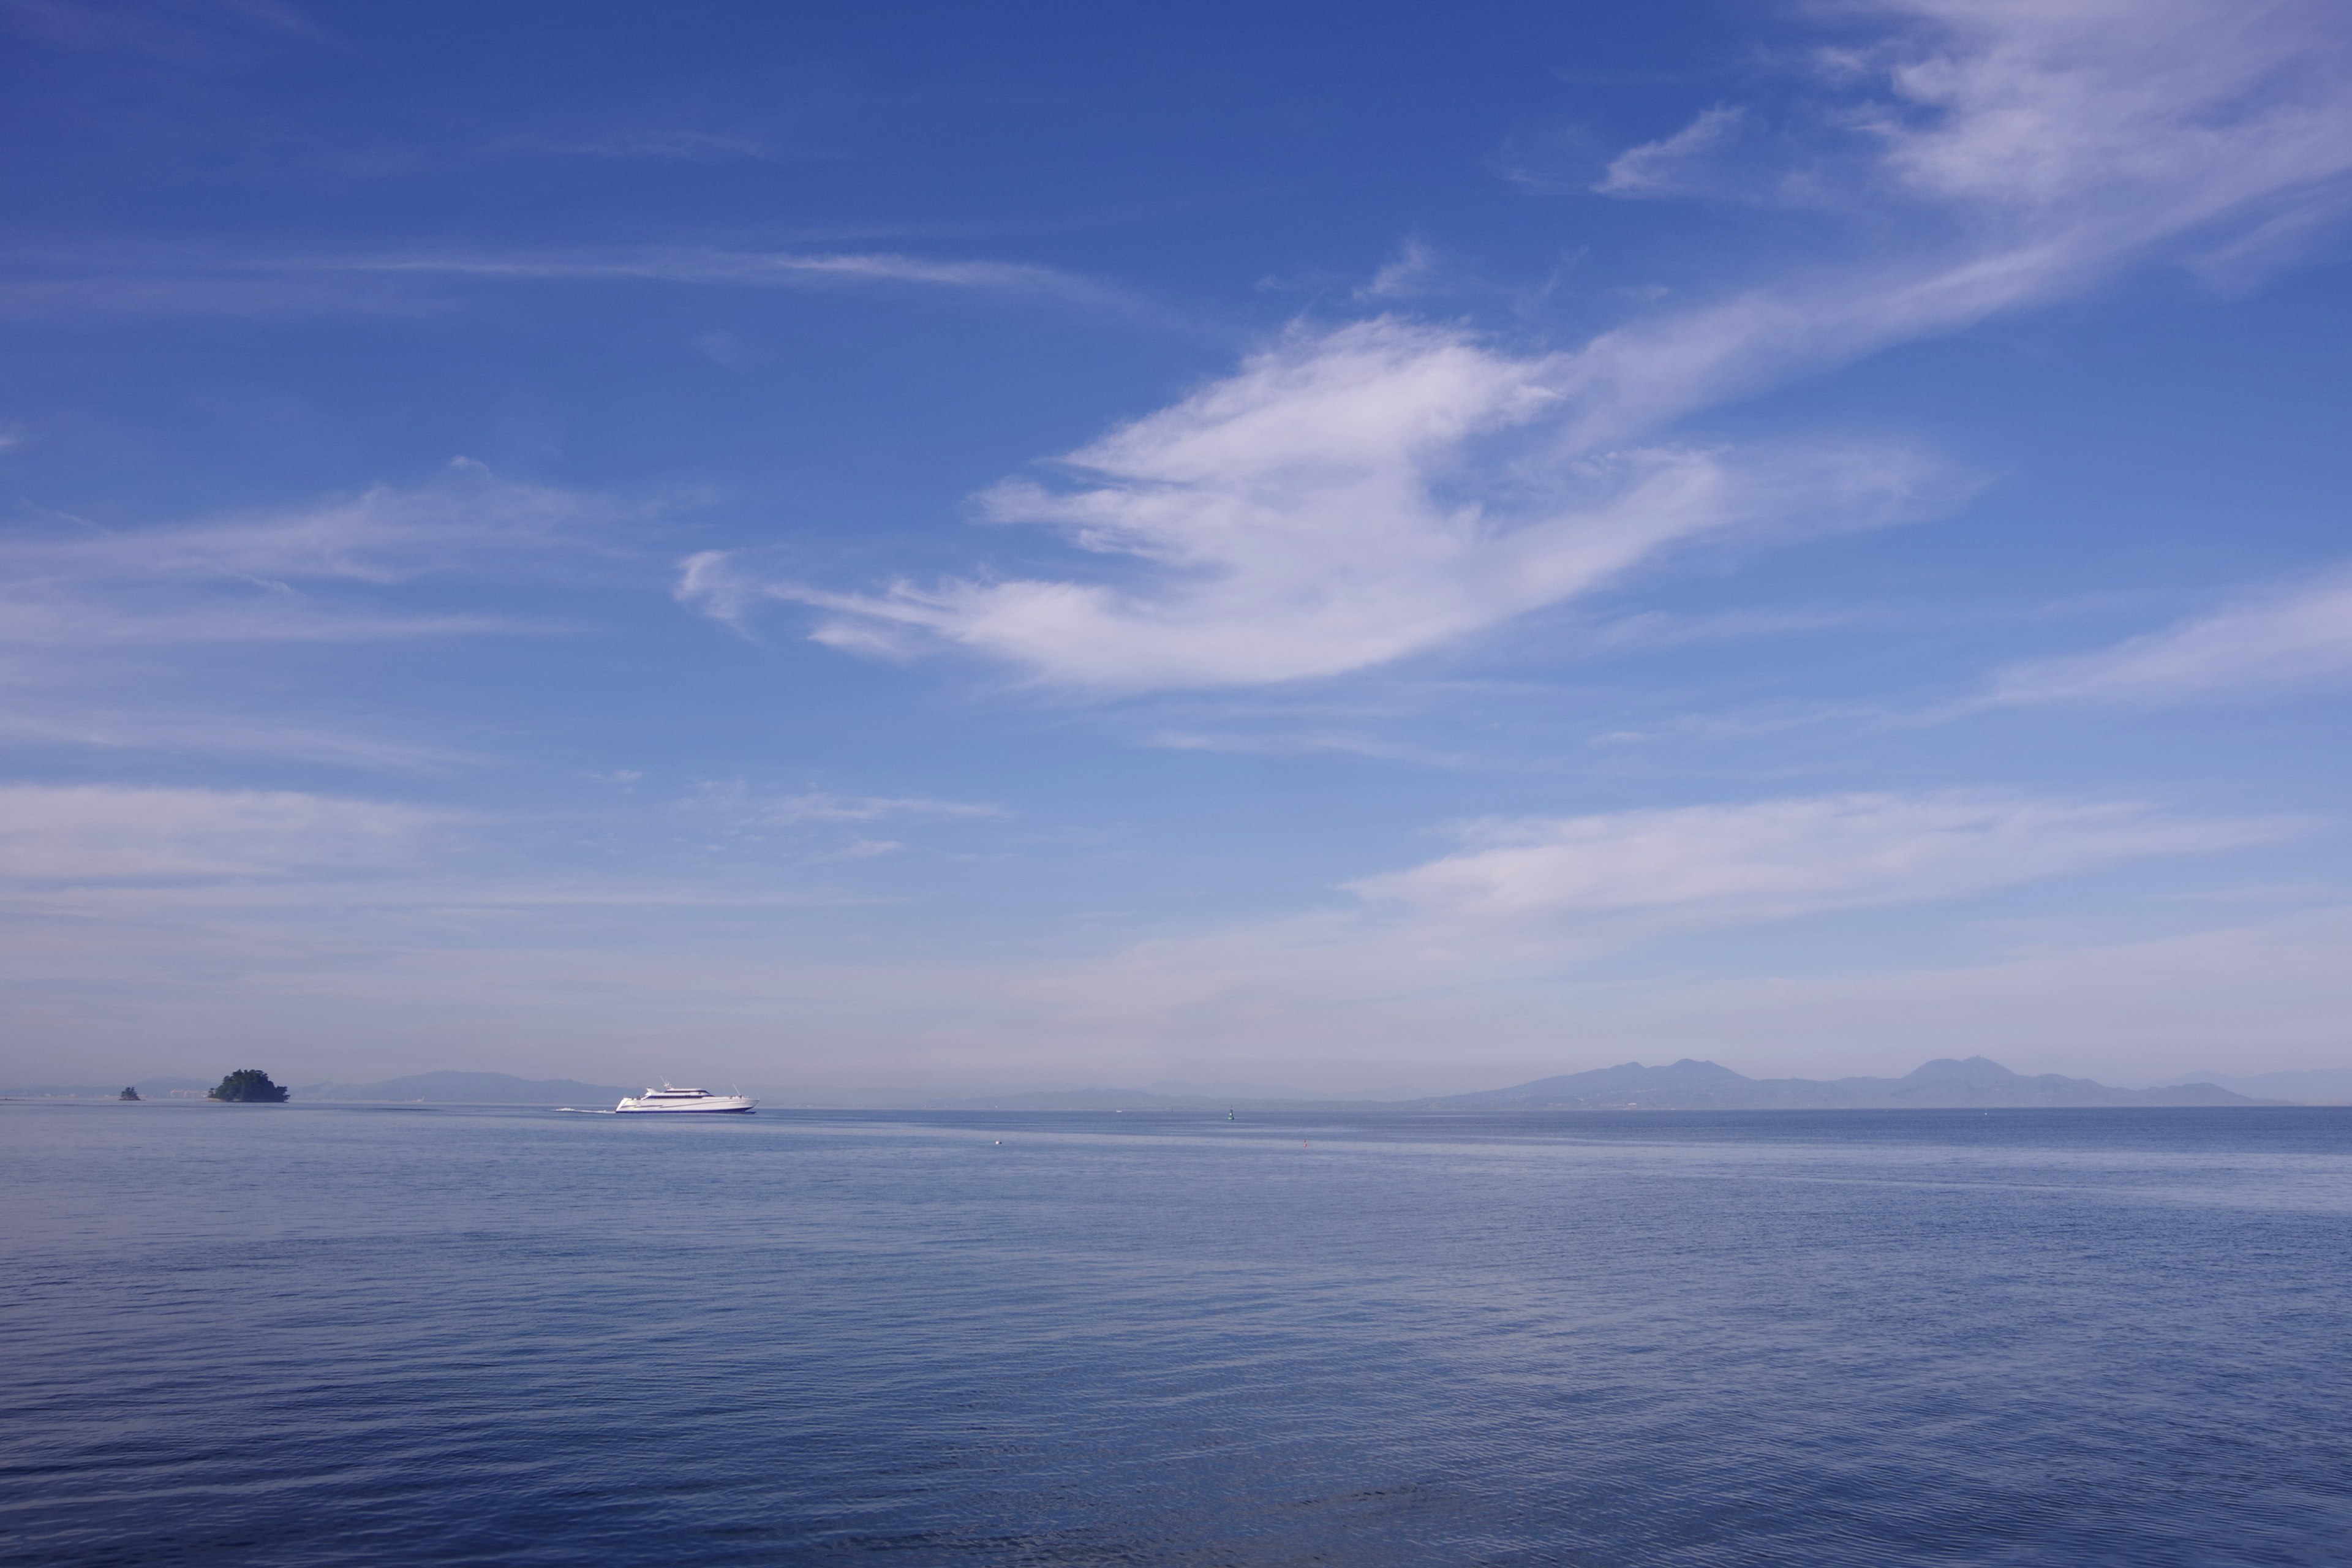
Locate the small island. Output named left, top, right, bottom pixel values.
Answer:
left=208, top=1069, right=290, bottom=1103
left=119, top=1086, right=139, bottom=1101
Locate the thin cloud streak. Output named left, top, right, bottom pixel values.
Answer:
left=1985, top=565, right=2352, bottom=704
left=0, top=461, right=657, bottom=649
left=1346, top=793, right=2276, bottom=930
left=0, top=707, right=483, bottom=772
left=488, top=130, right=780, bottom=162
left=683, top=782, right=1007, bottom=826
left=334, top=247, right=1125, bottom=303
left=0, top=245, right=1160, bottom=322
left=0, top=466, right=653, bottom=773
left=0, top=783, right=450, bottom=881
left=1011, top=791, right=2286, bottom=1031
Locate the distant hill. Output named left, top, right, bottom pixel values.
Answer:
left=1430, top=1056, right=2263, bottom=1110
left=2162, top=1068, right=2352, bottom=1106
left=305, top=1071, right=632, bottom=1105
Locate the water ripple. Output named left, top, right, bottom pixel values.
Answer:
left=3, top=1105, right=2349, bottom=1565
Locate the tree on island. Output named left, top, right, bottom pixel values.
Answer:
left=208, top=1069, right=290, bottom=1103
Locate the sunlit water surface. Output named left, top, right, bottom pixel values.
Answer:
left=6, top=1102, right=2350, bottom=1566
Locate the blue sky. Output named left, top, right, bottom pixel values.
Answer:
left=4, top=0, right=2350, bottom=1093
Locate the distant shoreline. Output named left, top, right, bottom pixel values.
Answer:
left=8, top=1096, right=2340, bottom=1113
left=11, top=1055, right=2347, bottom=1112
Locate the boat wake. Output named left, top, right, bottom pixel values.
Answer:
left=556, top=1107, right=617, bottom=1114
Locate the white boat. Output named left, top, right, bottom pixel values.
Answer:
left=614, top=1084, right=758, bottom=1114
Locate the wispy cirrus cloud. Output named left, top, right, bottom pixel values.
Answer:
left=1545, top=0, right=2352, bottom=447
left=687, top=0, right=2352, bottom=695
left=1344, top=793, right=2275, bottom=933
left=1985, top=564, right=2352, bottom=704
left=684, top=318, right=1947, bottom=690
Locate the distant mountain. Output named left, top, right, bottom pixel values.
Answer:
left=764, top=1058, right=2268, bottom=1112
left=2163, top=1068, right=2352, bottom=1106
left=305, top=1071, right=632, bottom=1105
left=1430, top=1056, right=2264, bottom=1110
left=1439, top=1058, right=1802, bottom=1110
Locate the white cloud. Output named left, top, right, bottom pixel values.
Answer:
left=0, top=784, right=445, bottom=881
left=694, top=0, right=2352, bottom=695
left=1985, top=565, right=2352, bottom=704
left=693, top=319, right=1940, bottom=690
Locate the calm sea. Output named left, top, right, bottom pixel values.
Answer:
left=5, top=1102, right=2350, bottom=1566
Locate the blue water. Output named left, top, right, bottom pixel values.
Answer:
left=6, top=1104, right=2351, bottom=1566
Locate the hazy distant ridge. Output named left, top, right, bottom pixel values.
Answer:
left=2161, top=1068, right=2352, bottom=1106
left=1430, top=1057, right=2263, bottom=1110
left=779, top=1057, right=2283, bottom=1111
